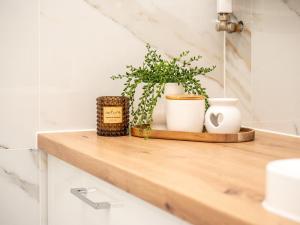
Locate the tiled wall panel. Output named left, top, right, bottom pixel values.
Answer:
left=0, top=0, right=39, bottom=149
left=226, top=0, right=300, bottom=135
left=39, top=0, right=224, bottom=131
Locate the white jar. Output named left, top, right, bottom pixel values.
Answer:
left=166, top=95, right=205, bottom=132
left=152, top=83, right=185, bottom=130
left=205, top=98, right=241, bottom=134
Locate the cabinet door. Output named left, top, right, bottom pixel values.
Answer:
left=48, top=154, right=110, bottom=225
left=48, top=155, right=190, bottom=225
left=85, top=171, right=190, bottom=225
left=0, top=150, right=39, bottom=225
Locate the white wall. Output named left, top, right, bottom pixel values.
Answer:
left=226, top=0, right=300, bottom=136
left=39, top=0, right=224, bottom=132
left=0, top=1, right=223, bottom=225
left=0, top=1, right=40, bottom=224
left=0, top=0, right=38, bottom=149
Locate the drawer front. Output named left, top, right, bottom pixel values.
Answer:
left=48, top=155, right=110, bottom=225
left=48, top=155, right=190, bottom=225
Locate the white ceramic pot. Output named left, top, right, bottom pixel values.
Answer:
left=263, top=159, right=300, bottom=223
left=152, top=83, right=185, bottom=130
left=204, top=98, right=241, bottom=133
left=166, top=95, right=205, bottom=132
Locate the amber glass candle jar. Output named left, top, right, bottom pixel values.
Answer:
left=97, top=96, right=129, bottom=136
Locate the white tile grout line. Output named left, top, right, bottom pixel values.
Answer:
left=37, top=1, right=44, bottom=224
left=36, top=129, right=96, bottom=134
left=247, top=127, right=300, bottom=138
left=37, top=0, right=41, bottom=151
left=223, top=31, right=227, bottom=97
left=0, top=148, right=38, bottom=151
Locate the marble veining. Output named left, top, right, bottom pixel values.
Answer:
left=226, top=0, right=254, bottom=123
left=282, top=0, right=300, bottom=17
left=39, top=0, right=224, bottom=132
left=0, top=144, right=9, bottom=150
left=294, top=123, right=299, bottom=136
left=0, top=149, right=39, bottom=225
left=82, top=0, right=223, bottom=85
left=0, top=166, right=39, bottom=201
left=82, top=0, right=219, bottom=57
left=29, top=148, right=40, bottom=168
left=226, top=0, right=300, bottom=135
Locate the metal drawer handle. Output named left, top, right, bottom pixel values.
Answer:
left=70, top=188, right=111, bottom=210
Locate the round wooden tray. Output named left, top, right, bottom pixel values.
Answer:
left=131, top=126, right=255, bottom=143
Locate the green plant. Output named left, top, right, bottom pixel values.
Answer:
left=111, top=44, right=215, bottom=127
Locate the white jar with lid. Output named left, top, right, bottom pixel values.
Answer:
left=166, top=95, right=205, bottom=132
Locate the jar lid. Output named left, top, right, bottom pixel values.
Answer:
left=166, top=95, right=206, bottom=100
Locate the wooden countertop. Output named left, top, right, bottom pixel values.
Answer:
left=38, top=131, right=300, bottom=225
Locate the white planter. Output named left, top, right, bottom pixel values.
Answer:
left=152, top=83, right=184, bottom=130
left=204, top=98, right=241, bottom=133
left=166, top=95, right=205, bottom=132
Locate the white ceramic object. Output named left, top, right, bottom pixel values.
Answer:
left=217, top=0, right=232, bottom=13
left=263, top=159, right=300, bottom=223
left=205, top=98, right=241, bottom=134
left=166, top=95, right=205, bottom=132
left=152, top=83, right=185, bottom=130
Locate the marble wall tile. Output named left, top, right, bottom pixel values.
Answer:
left=0, top=149, right=39, bottom=225
left=0, top=0, right=39, bottom=149
left=226, top=0, right=253, bottom=123
left=39, top=0, right=224, bottom=131
left=1, top=1, right=223, bottom=224
left=39, top=150, right=48, bottom=225
left=0, top=1, right=40, bottom=224
left=226, top=0, right=300, bottom=135
left=252, top=0, right=300, bottom=135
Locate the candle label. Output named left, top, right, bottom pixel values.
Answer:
left=103, top=107, right=123, bottom=123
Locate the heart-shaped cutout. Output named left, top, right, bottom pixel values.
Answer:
left=210, top=113, right=223, bottom=127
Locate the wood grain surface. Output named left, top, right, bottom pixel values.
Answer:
left=38, top=130, right=300, bottom=225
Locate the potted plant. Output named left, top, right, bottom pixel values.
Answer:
left=111, top=44, right=215, bottom=128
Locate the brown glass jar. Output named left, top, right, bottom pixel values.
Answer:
left=97, top=96, right=129, bottom=136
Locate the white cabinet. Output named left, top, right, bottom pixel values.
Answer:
left=48, top=155, right=190, bottom=225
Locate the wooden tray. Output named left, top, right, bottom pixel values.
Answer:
left=131, top=126, right=255, bottom=143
